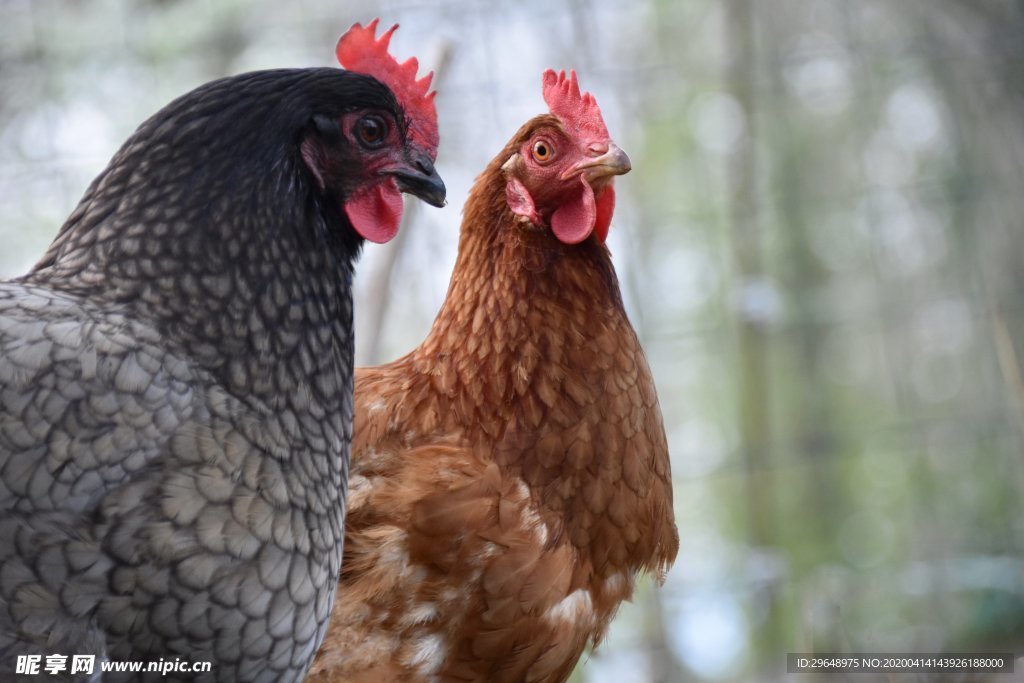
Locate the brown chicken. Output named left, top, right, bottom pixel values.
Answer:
left=309, top=69, right=678, bottom=683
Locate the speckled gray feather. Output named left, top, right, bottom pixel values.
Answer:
left=0, top=68, right=411, bottom=682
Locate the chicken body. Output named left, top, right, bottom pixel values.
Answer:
left=311, top=107, right=678, bottom=682
left=0, top=67, right=443, bottom=682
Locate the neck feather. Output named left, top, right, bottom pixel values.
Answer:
left=414, top=167, right=627, bottom=445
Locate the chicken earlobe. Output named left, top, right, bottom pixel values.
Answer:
left=344, top=178, right=404, bottom=244
left=505, top=179, right=541, bottom=226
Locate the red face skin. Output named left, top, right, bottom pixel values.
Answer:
left=503, top=120, right=630, bottom=244
left=302, top=108, right=438, bottom=244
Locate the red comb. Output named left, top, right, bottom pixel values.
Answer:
left=336, top=19, right=439, bottom=158
left=542, top=69, right=609, bottom=143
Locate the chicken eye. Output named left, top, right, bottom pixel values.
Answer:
left=356, top=116, right=387, bottom=148
left=532, top=139, right=554, bottom=163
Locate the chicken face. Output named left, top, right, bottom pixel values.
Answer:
left=502, top=70, right=630, bottom=244
left=301, top=106, right=444, bottom=244
left=337, top=109, right=443, bottom=205
left=503, top=119, right=630, bottom=244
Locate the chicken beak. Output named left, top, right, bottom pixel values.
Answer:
left=563, top=142, right=632, bottom=183
left=386, top=153, right=447, bottom=208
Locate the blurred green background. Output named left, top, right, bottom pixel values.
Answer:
left=3, top=0, right=1024, bottom=680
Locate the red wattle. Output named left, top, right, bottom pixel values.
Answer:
left=550, top=176, right=596, bottom=245
left=594, top=184, right=615, bottom=243
left=343, top=179, right=403, bottom=244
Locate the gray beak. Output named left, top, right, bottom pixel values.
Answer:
left=563, top=142, right=632, bottom=182
left=388, top=154, right=447, bottom=208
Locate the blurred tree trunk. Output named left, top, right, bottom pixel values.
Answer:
left=912, top=0, right=1024, bottom=554
left=724, top=0, right=783, bottom=664
left=759, top=1, right=846, bottom=651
